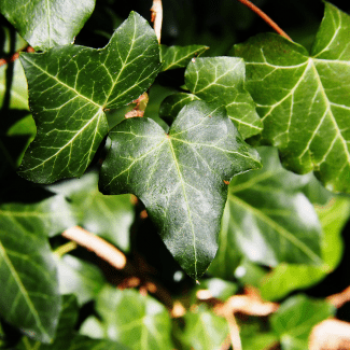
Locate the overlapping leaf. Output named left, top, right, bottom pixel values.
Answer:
left=160, top=45, right=209, bottom=71
left=234, top=2, right=350, bottom=192
left=99, top=100, right=261, bottom=279
left=18, top=12, right=160, bottom=183
left=0, top=0, right=96, bottom=51
left=96, top=286, right=173, bottom=350
left=224, top=147, right=323, bottom=267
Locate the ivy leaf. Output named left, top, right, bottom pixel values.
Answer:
left=18, top=12, right=160, bottom=184
left=0, top=212, right=61, bottom=343
left=96, top=286, right=173, bottom=350
left=234, top=2, right=350, bottom=193
left=0, top=0, right=96, bottom=51
left=160, top=45, right=209, bottom=71
left=184, top=57, right=263, bottom=139
left=271, top=295, right=335, bottom=350
left=99, top=100, right=261, bottom=279
left=69, top=336, right=130, bottom=350
left=226, top=147, right=322, bottom=267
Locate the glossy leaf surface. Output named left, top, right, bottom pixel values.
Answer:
left=185, top=57, right=263, bottom=139
left=96, top=286, right=172, bottom=350
left=226, top=147, right=322, bottom=266
left=0, top=0, right=96, bottom=51
left=234, top=3, right=350, bottom=192
left=0, top=211, right=61, bottom=342
left=99, top=100, right=261, bottom=279
left=160, top=45, right=209, bottom=71
left=271, top=295, right=335, bottom=350
left=18, top=12, right=160, bottom=183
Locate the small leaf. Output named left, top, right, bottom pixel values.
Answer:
left=18, top=12, right=160, bottom=183
left=160, top=45, right=209, bottom=71
left=0, top=213, right=61, bottom=342
left=271, top=295, right=335, bottom=350
left=96, top=286, right=173, bottom=350
left=0, top=0, right=96, bottom=51
left=185, top=57, right=263, bottom=139
left=99, top=100, right=261, bottom=279
left=233, top=2, right=350, bottom=192
left=79, top=316, right=104, bottom=339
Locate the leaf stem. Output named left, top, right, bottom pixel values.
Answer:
left=54, top=241, right=78, bottom=257
left=61, top=226, right=126, bottom=269
left=151, top=0, right=163, bottom=43
left=236, top=0, right=292, bottom=41
left=0, top=46, right=34, bottom=67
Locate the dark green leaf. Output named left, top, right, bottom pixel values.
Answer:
left=0, top=214, right=61, bottom=342
left=48, top=171, right=134, bottom=251
left=182, top=306, right=228, bottom=350
left=234, top=2, right=350, bottom=193
left=56, top=255, right=105, bottom=305
left=271, top=295, right=335, bottom=350
left=96, top=286, right=173, bottom=350
left=0, top=0, right=96, bottom=51
left=160, top=45, right=209, bottom=71
left=227, top=146, right=323, bottom=266
left=185, top=57, right=263, bottom=139
left=99, top=100, right=261, bottom=279
left=18, top=294, right=79, bottom=350
left=69, top=336, right=130, bottom=350
left=18, top=12, right=160, bottom=183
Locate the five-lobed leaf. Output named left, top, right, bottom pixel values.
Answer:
left=18, top=12, right=160, bottom=184
left=0, top=0, right=96, bottom=51
left=99, top=100, right=261, bottom=279
left=234, top=2, right=350, bottom=193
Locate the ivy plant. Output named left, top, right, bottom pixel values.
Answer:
left=1, top=0, right=350, bottom=349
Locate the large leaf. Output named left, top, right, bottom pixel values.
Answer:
left=226, top=146, right=322, bottom=267
left=160, top=45, right=209, bottom=71
left=48, top=171, right=134, bottom=251
left=184, top=57, right=263, bottom=139
left=234, top=2, right=350, bottom=193
left=270, top=295, right=335, bottom=350
left=260, top=195, right=350, bottom=301
left=0, top=0, right=96, bottom=51
left=99, top=100, right=261, bottom=279
left=18, top=12, right=160, bottom=183
left=0, top=213, right=61, bottom=342
left=18, top=294, right=79, bottom=350
left=96, top=286, right=173, bottom=350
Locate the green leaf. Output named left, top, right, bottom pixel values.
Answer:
left=196, top=278, right=238, bottom=301
left=182, top=306, right=229, bottom=350
left=260, top=195, right=350, bottom=301
left=99, top=100, right=261, bottom=279
left=48, top=171, right=134, bottom=251
left=0, top=213, right=61, bottom=343
left=233, top=2, right=350, bottom=193
left=56, top=255, right=105, bottom=305
left=0, top=0, right=96, bottom=51
left=79, top=316, right=104, bottom=339
left=96, top=286, right=173, bottom=350
left=184, top=57, right=263, bottom=139
left=18, top=12, right=160, bottom=184
left=69, top=336, right=130, bottom=350
left=18, top=294, right=79, bottom=350
left=271, top=295, right=335, bottom=350
left=160, top=45, right=209, bottom=71
left=227, top=146, right=323, bottom=266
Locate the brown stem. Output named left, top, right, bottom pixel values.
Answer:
left=236, top=0, right=292, bottom=41
left=0, top=46, right=34, bottom=67
left=151, top=0, right=163, bottom=44
left=62, top=226, right=126, bottom=269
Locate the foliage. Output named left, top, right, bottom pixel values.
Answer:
left=1, top=0, right=350, bottom=349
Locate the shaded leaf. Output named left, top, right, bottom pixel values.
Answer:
left=18, top=12, right=160, bottom=183
left=271, top=295, right=335, bottom=350
left=48, top=171, right=134, bottom=251
left=96, top=286, right=173, bottom=350
left=160, top=45, right=209, bottom=71
left=227, top=146, right=322, bottom=266
left=234, top=2, right=350, bottom=192
left=0, top=0, right=96, bottom=51
left=56, top=255, right=105, bottom=305
left=185, top=57, right=263, bottom=139
left=69, top=336, right=130, bottom=350
left=99, top=100, right=261, bottom=279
